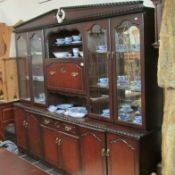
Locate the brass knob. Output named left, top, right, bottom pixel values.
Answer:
left=55, top=137, right=62, bottom=146
left=65, top=126, right=72, bottom=131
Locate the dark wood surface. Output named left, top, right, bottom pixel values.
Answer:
left=0, top=149, right=48, bottom=175
left=0, top=102, right=15, bottom=139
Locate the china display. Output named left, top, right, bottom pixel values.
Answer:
left=16, top=30, right=46, bottom=105
left=14, top=2, right=162, bottom=175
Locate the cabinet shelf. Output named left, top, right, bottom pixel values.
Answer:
left=52, top=42, right=82, bottom=47
left=90, top=95, right=109, bottom=103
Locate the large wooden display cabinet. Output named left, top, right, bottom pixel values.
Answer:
left=14, top=2, right=163, bottom=175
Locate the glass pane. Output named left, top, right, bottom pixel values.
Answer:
left=30, top=34, right=46, bottom=104
left=115, top=21, right=142, bottom=125
left=87, top=24, right=110, bottom=118
left=17, top=36, right=31, bottom=101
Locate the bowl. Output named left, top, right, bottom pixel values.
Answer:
left=72, top=35, right=81, bottom=41
left=64, top=37, right=72, bottom=44
left=53, top=52, right=68, bottom=58
left=56, top=38, right=65, bottom=45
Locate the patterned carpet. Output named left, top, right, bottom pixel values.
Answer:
left=19, top=152, right=66, bottom=175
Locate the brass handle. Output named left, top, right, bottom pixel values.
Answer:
left=55, top=137, right=62, bottom=146
left=55, top=137, right=59, bottom=144
left=71, top=72, right=79, bottom=77
left=49, top=71, right=56, bottom=76
left=43, top=119, right=50, bottom=125
left=65, top=126, right=72, bottom=131
left=106, top=148, right=110, bottom=157
left=101, top=148, right=106, bottom=157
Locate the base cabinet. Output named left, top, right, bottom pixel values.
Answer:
left=14, top=108, right=42, bottom=158
left=41, top=118, right=82, bottom=175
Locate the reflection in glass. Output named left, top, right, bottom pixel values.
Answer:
left=17, top=36, right=31, bottom=101
left=115, top=21, right=142, bottom=125
left=31, top=34, right=46, bottom=104
left=87, top=24, right=110, bottom=118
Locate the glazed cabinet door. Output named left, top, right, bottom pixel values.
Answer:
left=111, top=14, right=144, bottom=128
left=80, top=128, right=107, bottom=175
left=26, top=113, right=42, bottom=158
left=107, top=133, right=139, bottom=175
left=40, top=124, right=61, bottom=168
left=59, top=131, right=82, bottom=175
left=16, top=33, right=31, bottom=102
left=14, top=107, right=28, bottom=150
left=28, top=30, right=46, bottom=105
left=83, top=19, right=113, bottom=121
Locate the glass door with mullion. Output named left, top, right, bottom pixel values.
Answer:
left=16, top=33, right=31, bottom=102
left=111, top=15, right=143, bottom=127
left=28, top=30, right=46, bottom=105
left=85, top=20, right=112, bottom=121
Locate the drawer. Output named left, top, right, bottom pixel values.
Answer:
left=60, top=123, right=79, bottom=135
left=41, top=118, right=61, bottom=129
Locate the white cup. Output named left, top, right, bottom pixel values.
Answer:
left=72, top=48, right=79, bottom=57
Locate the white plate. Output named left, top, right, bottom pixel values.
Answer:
left=56, top=103, right=73, bottom=109
left=66, top=107, right=87, bottom=118
left=71, top=41, right=82, bottom=44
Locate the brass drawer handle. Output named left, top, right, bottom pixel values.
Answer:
left=49, top=71, right=56, bottom=76
left=71, top=72, right=79, bottom=77
left=65, top=126, right=72, bottom=131
left=43, top=119, right=50, bottom=125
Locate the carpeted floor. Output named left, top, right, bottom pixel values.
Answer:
left=19, top=152, right=66, bottom=175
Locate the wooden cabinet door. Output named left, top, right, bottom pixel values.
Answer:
left=41, top=125, right=61, bottom=168
left=27, top=113, right=42, bottom=158
left=80, top=128, right=107, bottom=175
left=59, top=132, right=82, bottom=175
left=46, top=60, right=85, bottom=94
left=14, top=108, right=27, bottom=150
left=107, top=133, right=139, bottom=175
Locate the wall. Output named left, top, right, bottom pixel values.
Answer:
left=0, top=0, right=153, bottom=26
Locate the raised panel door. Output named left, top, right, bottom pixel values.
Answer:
left=41, top=125, right=61, bottom=168
left=14, top=108, right=27, bottom=150
left=80, top=128, right=106, bottom=175
left=27, top=113, right=42, bottom=158
left=59, top=132, right=82, bottom=175
left=107, top=133, right=139, bottom=175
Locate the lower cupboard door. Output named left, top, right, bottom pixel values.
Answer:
left=107, top=133, right=139, bottom=175
left=60, top=133, right=82, bottom=175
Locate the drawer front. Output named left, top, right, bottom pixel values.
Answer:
left=46, top=61, right=85, bottom=93
left=41, top=117, right=79, bottom=136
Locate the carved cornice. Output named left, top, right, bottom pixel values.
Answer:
left=14, top=1, right=146, bottom=33
left=62, top=1, right=143, bottom=9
